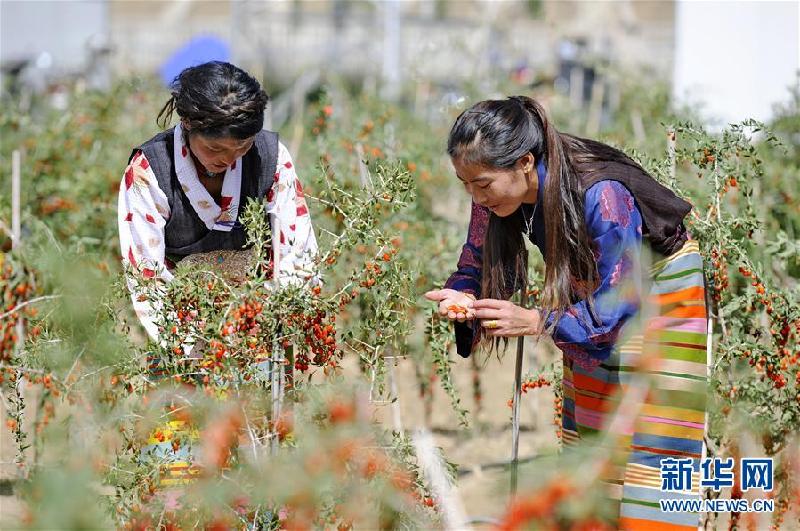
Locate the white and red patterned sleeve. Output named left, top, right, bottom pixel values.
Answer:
left=265, top=142, right=320, bottom=286
left=117, top=151, right=173, bottom=342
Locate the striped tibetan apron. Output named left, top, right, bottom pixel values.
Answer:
left=561, top=239, right=709, bottom=530
left=139, top=352, right=274, bottom=490
left=138, top=355, right=203, bottom=489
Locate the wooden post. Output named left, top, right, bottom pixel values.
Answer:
left=11, top=149, right=29, bottom=477
left=387, top=357, right=404, bottom=436
left=355, top=143, right=371, bottom=190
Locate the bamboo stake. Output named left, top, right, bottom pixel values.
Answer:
left=12, top=150, right=24, bottom=365
left=10, top=149, right=24, bottom=383
left=11, top=149, right=29, bottom=476
left=387, top=355, right=404, bottom=436
left=355, top=143, right=371, bottom=190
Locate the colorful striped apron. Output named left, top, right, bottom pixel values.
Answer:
left=139, top=354, right=273, bottom=490
left=562, top=239, right=709, bottom=529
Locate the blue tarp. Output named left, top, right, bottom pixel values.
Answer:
left=159, top=35, right=230, bottom=86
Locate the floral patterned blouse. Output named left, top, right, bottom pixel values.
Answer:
left=445, top=160, right=643, bottom=368
left=118, top=125, right=318, bottom=342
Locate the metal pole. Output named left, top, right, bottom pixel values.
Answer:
left=510, top=335, right=525, bottom=495
left=510, top=252, right=529, bottom=496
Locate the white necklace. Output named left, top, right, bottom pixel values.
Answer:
left=523, top=201, right=538, bottom=235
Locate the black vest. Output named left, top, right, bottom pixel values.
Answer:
left=130, top=129, right=279, bottom=261
left=577, top=160, right=691, bottom=256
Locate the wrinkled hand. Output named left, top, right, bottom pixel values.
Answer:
left=472, top=298, right=541, bottom=337
left=424, top=288, right=476, bottom=322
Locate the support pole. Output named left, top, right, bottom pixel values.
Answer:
left=12, top=150, right=24, bottom=353
left=510, top=251, right=529, bottom=496
left=11, top=149, right=28, bottom=476
left=387, top=357, right=404, bottom=436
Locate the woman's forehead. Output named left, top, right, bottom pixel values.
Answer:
left=198, top=135, right=253, bottom=150
left=452, top=158, right=505, bottom=181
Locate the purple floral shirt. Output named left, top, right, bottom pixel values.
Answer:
left=445, top=163, right=642, bottom=368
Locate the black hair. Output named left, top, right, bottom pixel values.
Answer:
left=156, top=61, right=269, bottom=139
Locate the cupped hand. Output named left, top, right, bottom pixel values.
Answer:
left=424, top=288, right=476, bottom=322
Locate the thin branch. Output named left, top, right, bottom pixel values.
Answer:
left=0, top=295, right=61, bottom=321
left=64, top=347, right=87, bottom=387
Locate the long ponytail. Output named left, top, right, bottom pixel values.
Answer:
left=511, top=97, right=598, bottom=327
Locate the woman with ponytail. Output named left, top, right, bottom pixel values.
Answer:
left=425, top=96, right=707, bottom=529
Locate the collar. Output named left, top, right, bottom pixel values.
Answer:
left=173, top=122, right=243, bottom=231
left=536, top=158, right=547, bottom=205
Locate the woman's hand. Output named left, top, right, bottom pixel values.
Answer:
left=471, top=298, right=541, bottom=337
left=424, top=288, right=476, bottom=322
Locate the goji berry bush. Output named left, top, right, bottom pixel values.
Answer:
left=1, top=73, right=799, bottom=528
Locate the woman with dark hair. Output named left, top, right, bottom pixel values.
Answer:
left=118, top=62, right=318, bottom=494
left=118, top=61, right=318, bottom=341
left=426, top=96, right=707, bottom=529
